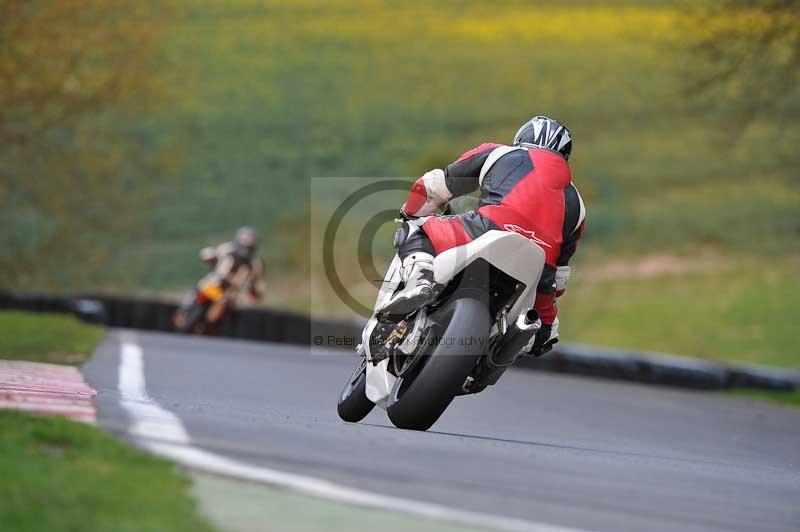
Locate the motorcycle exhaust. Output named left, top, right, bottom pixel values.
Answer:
left=490, top=309, right=541, bottom=367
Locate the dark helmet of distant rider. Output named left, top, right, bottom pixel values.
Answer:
left=234, top=226, right=259, bottom=260
left=512, top=116, right=572, bottom=161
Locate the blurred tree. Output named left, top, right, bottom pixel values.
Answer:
left=0, top=0, right=177, bottom=290
left=685, top=0, right=800, bottom=129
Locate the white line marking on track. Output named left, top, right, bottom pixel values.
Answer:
left=116, top=334, right=594, bottom=532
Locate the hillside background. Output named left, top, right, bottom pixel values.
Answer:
left=2, top=0, right=798, bottom=368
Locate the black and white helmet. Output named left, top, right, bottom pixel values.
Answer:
left=512, top=116, right=572, bottom=160
left=234, top=226, right=259, bottom=259
left=235, top=226, right=259, bottom=249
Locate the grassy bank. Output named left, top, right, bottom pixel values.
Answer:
left=5, top=1, right=796, bottom=373
left=0, top=411, right=214, bottom=532
left=559, top=256, right=800, bottom=369
left=106, top=0, right=796, bottom=291
left=0, top=311, right=215, bottom=532
left=3, top=0, right=797, bottom=380
left=117, top=0, right=797, bottom=373
left=0, top=311, right=104, bottom=365
left=283, top=251, right=799, bottom=369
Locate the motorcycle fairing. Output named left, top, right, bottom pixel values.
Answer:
left=433, top=230, right=545, bottom=320
left=363, top=254, right=401, bottom=406
left=362, top=225, right=546, bottom=408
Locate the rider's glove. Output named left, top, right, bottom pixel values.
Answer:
left=527, top=318, right=560, bottom=357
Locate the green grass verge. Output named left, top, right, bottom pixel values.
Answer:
left=0, top=410, right=214, bottom=532
left=0, top=311, right=104, bottom=365
left=0, top=311, right=215, bottom=531
left=559, top=257, right=800, bottom=369
left=732, top=390, right=800, bottom=408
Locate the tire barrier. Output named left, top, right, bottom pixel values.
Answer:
left=1, top=291, right=797, bottom=392
left=515, top=344, right=800, bottom=391
left=0, top=291, right=362, bottom=348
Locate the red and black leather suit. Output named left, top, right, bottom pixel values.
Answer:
left=400, top=143, right=586, bottom=327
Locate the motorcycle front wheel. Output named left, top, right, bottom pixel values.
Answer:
left=337, top=357, right=375, bottom=422
left=174, top=302, right=208, bottom=334
left=386, top=296, right=489, bottom=431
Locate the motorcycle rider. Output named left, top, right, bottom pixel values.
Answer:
left=198, top=226, right=266, bottom=303
left=380, top=116, right=586, bottom=357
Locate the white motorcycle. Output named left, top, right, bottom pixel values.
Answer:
left=337, top=200, right=546, bottom=431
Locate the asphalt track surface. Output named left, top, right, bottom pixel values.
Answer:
left=84, top=330, right=800, bottom=532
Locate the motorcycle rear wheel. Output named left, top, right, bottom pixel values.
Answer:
left=387, top=297, right=489, bottom=431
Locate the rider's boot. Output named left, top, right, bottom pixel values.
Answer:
left=378, top=252, right=435, bottom=315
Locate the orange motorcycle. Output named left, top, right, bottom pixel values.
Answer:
left=172, top=280, right=232, bottom=334
left=173, top=264, right=254, bottom=334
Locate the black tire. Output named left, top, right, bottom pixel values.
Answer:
left=337, top=359, right=375, bottom=423
left=175, top=303, right=207, bottom=334
left=387, top=297, right=490, bottom=431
